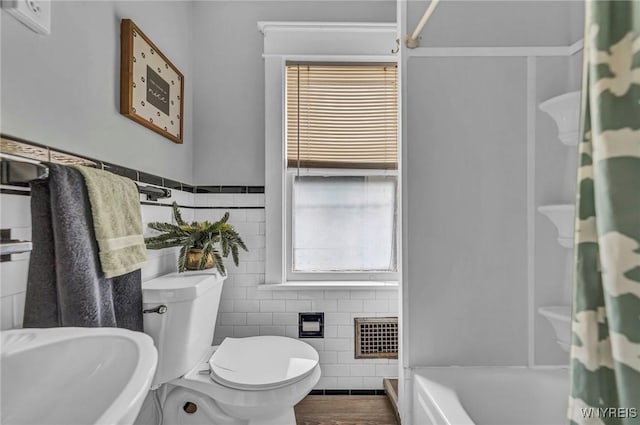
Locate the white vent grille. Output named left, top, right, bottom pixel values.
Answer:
left=354, top=317, right=398, bottom=359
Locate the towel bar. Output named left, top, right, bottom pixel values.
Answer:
left=0, top=241, right=33, bottom=262
left=1, top=155, right=172, bottom=201
left=0, top=229, right=32, bottom=262
left=0, top=241, right=32, bottom=256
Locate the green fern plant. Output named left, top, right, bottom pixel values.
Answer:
left=145, top=202, right=248, bottom=274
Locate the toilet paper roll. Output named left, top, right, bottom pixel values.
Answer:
left=302, top=321, right=320, bottom=332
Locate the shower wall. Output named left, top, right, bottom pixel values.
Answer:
left=406, top=1, right=582, bottom=48
left=534, top=55, right=581, bottom=365
left=402, top=0, right=584, bottom=369
left=406, top=56, right=529, bottom=366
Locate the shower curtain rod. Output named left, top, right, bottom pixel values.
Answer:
left=0, top=154, right=172, bottom=201
left=406, top=0, right=441, bottom=48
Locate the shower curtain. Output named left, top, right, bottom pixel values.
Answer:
left=569, top=1, right=640, bottom=424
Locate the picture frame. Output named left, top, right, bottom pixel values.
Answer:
left=120, top=19, right=184, bottom=144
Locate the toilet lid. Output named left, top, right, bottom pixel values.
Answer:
left=208, top=336, right=319, bottom=390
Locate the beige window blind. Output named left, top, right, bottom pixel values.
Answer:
left=286, top=63, right=398, bottom=169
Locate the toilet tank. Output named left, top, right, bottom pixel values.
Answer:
left=142, top=271, right=225, bottom=387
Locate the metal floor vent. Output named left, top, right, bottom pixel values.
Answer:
left=354, top=317, right=398, bottom=359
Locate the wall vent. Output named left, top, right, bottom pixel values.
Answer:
left=354, top=317, right=398, bottom=359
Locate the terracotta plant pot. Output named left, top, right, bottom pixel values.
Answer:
left=185, top=248, right=214, bottom=270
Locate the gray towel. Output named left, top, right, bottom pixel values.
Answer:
left=23, top=163, right=143, bottom=331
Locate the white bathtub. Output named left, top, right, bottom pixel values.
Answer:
left=412, top=367, right=568, bottom=425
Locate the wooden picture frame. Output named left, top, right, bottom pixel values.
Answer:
left=120, top=19, right=184, bottom=144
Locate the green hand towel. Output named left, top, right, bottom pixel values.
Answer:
left=71, top=165, right=147, bottom=278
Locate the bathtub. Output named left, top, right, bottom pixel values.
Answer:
left=412, top=367, right=568, bottom=425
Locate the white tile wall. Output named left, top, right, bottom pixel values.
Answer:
left=140, top=188, right=196, bottom=281
left=204, top=196, right=399, bottom=390
left=0, top=194, right=32, bottom=330
left=0, top=188, right=399, bottom=389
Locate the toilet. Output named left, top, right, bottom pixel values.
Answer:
left=141, top=271, right=321, bottom=425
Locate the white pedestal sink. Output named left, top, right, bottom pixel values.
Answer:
left=1, top=327, right=157, bottom=425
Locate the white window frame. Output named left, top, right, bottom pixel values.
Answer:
left=260, top=21, right=399, bottom=285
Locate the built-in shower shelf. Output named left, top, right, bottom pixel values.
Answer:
left=539, top=91, right=581, bottom=146
left=538, top=204, right=575, bottom=249
left=538, top=306, right=571, bottom=352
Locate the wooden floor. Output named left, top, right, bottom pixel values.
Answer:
left=295, top=395, right=399, bottom=425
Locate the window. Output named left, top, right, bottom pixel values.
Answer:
left=285, top=63, right=398, bottom=279
left=292, top=175, right=397, bottom=272
left=261, top=22, right=399, bottom=285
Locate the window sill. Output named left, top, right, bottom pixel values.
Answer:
left=258, top=281, right=398, bottom=291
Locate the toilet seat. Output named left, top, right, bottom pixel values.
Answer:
left=208, top=336, right=319, bottom=390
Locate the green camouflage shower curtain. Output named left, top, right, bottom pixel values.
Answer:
left=569, top=1, right=640, bottom=425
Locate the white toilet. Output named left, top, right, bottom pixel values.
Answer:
left=141, top=271, right=321, bottom=425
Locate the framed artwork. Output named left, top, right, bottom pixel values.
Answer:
left=120, top=19, right=184, bottom=144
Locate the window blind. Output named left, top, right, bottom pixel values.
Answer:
left=286, top=63, right=398, bottom=169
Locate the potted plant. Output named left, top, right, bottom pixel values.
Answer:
left=145, top=202, right=247, bottom=274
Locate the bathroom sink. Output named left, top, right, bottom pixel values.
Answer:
left=1, top=327, right=157, bottom=425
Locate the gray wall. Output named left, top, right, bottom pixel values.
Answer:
left=1, top=0, right=396, bottom=185
left=191, top=1, right=396, bottom=185
left=1, top=1, right=194, bottom=183
left=406, top=57, right=529, bottom=365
